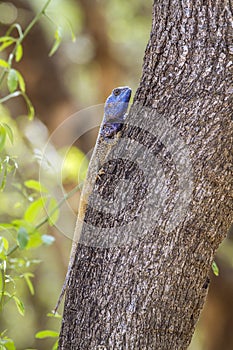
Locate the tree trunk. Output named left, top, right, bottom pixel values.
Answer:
left=58, top=0, right=233, bottom=349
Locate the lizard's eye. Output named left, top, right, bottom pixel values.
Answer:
left=113, top=88, right=121, bottom=96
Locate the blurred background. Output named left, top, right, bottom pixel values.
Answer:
left=0, top=1, right=232, bottom=349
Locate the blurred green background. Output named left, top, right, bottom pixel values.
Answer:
left=0, top=1, right=232, bottom=349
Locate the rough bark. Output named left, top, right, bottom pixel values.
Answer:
left=59, top=1, right=233, bottom=349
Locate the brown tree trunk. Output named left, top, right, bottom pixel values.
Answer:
left=58, top=1, right=233, bottom=349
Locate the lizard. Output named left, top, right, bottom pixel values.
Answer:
left=53, top=86, right=132, bottom=313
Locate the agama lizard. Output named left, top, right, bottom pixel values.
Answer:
left=53, top=86, right=132, bottom=313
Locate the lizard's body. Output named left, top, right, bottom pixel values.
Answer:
left=54, top=86, right=132, bottom=313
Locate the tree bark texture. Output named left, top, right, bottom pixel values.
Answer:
left=59, top=1, right=233, bottom=349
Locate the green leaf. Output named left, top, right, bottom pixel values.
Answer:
left=17, top=227, right=29, bottom=249
left=0, top=251, right=6, bottom=261
left=24, top=180, right=48, bottom=193
left=3, top=291, right=12, bottom=298
left=0, top=237, right=9, bottom=253
left=7, top=69, right=18, bottom=93
left=52, top=339, right=59, bottom=350
left=13, top=296, right=25, bottom=316
left=0, top=126, right=6, bottom=152
left=0, top=337, right=16, bottom=350
left=67, top=19, right=76, bottom=42
left=0, top=41, right=15, bottom=52
left=0, top=36, right=15, bottom=43
left=60, top=146, right=88, bottom=184
left=23, top=273, right=34, bottom=295
left=26, top=231, right=43, bottom=249
left=47, top=312, right=62, bottom=319
left=0, top=59, right=9, bottom=68
left=0, top=223, right=16, bottom=231
left=24, top=197, right=45, bottom=223
left=15, top=71, right=25, bottom=92
left=0, top=269, right=5, bottom=302
left=0, top=156, right=18, bottom=191
left=1, top=123, right=13, bottom=144
left=15, top=44, right=23, bottom=62
left=47, top=198, right=59, bottom=226
left=5, top=340, right=16, bottom=350
left=0, top=36, right=16, bottom=52
left=12, top=219, right=34, bottom=232
left=0, top=261, right=6, bottom=307
left=0, top=163, right=7, bottom=191
left=41, top=234, right=55, bottom=246
left=35, top=330, right=59, bottom=339
left=49, top=27, right=62, bottom=57
left=212, top=261, right=219, bottom=276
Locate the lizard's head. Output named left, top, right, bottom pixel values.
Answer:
left=104, top=86, right=132, bottom=122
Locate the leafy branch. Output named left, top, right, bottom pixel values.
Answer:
left=0, top=0, right=52, bottom=119
left=35, top=182, right=82, bottom=230
left=0, top=2, right=80, bottom=348
left=6, top=182, right=82, bottom=257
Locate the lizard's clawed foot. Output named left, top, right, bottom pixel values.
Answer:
left=96, top=168, right=105, bottom=180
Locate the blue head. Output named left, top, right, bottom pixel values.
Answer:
left=101, top=86, right=131, bottom=138
left=104, top=86, right=131, bottom=122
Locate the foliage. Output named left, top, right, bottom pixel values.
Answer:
left=35, top=313, right=62, bottom=350
left=212, top=261, right=219, bottom=277
left=0, top=1, right=84, bottom=349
